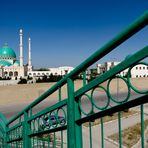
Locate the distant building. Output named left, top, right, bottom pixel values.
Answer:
left=97, top=61, right=148, bottom=78
left=28, top=66, right=74, bottom=78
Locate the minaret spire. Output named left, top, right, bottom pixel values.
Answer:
left=28, top=37, right=32, bottom=71
left=19, top=29, right=23, bottom=66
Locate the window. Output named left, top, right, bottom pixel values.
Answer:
left=14, top=71, right=18, bottom=76
left=29, top=73, right=31, bottom=75
left=143, top=67, right=145, bottom=70
left=9, top=71, right=13, bottom=76
left=136, top=67, right=138, bottom=70
left=33, top=73, right=36, bottom=76
left=38, top=73, right=40, bottom=75
left=139, top=67, right=141, bottom=70
left=136, top=75, right=138, bottom=78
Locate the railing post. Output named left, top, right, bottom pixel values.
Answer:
left=67, top=78, right=76, bottom=148
left=67, top=78, right=82, bottom=148
left=23, top=111, right=31, bottom=148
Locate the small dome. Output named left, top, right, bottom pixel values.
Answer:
left=0, top=44, right=16, bottom=59
left=0, top=60, right=12, bottom=67
left=13, top=60, right=20, bottom=66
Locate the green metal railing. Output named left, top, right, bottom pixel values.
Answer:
left=0, top=11, right=148, bottom=148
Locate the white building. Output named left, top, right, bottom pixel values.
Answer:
left=28, top=66, right=74, bottom=77
left=48, top=66, right=74, bottom=75
left=97, top=61, right=148, bottom=78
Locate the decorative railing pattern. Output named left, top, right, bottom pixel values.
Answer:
left=0, top=11, right=148, bottom=148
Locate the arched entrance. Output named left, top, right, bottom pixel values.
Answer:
left=9, top=71, right=13, bottom=77
left=14, top=71, right=18, bottom=77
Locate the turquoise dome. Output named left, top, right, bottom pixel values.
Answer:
left=0, top=44, right=16, bottom=59
left=0, top=60, right=12, bottom=66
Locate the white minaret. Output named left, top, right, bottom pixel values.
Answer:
left=19, top=29, right=23, bottom=66
left=28, top=37, right=32, bottom=71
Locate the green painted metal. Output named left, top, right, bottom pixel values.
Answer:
left=100, top=118, right=104, bottom=148
left=67, top=78, right=76, bottom=148
left=0, top=11, right=147, bottom=148
left=118, top=112, right=122, bottom=148
left=141, top=105, right=145, bottom=148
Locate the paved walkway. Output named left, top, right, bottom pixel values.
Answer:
left=59, top=110, right=148, bottom=148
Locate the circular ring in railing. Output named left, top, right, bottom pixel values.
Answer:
left=91, top=85, right=110, bottom=110
left=127, top=62, right=148, bottom=94
left=107, top=76, right=130, bottom=103
left=56, top=107, right=66, bottom=126
left=78, top=94, right=93, bottom=116
left=49, top=111, right=58, bottom=128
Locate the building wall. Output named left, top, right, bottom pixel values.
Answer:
left=3, top=66, right=26, bottom=79
left=131, top=64, right=148, bottom=78
left=27, top=66, right=74, bottom=77
left=97, top=62, right=148, bottom=78
left=0, top=67, right=3, bottom=77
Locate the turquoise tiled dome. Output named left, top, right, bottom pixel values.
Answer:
left=0, top=44, right=16, bottom=59
left=0, top=60, right=12, bottom=66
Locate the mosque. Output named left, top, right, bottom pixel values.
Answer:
left=0, top=29, right=32, bottom=79
left=0, top=29, right=74, bottom=80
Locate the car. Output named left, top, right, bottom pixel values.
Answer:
left=40, top=115, right=66, bottom=129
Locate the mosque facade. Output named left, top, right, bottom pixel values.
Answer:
left=0, top=29, right=32, bottom=79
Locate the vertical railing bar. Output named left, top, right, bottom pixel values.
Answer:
left=141, top=104, right=145, bottom=148
left=37, top=135, right=38, bottom=147
left=100, top=117, right=104, bottom=148
left=118, top=111, right=122, bottom=148
left=58, top=87, right=63, bottom=148
left=89, top=121, right=93, bottom=148
left=61, top=130, right=63, bottom=148
left=83, top=71, right=87, bottom=86
left=48, top=134, right=50, bottom=148
left=67, top=78, right=76, bottom=148
left=84, top=69, right=93, bottom=148
left=58, top=84, right=62, bottom=100
left=32, top=136, right=34, bottom=148
left=54, top=132, right=56, bottom=148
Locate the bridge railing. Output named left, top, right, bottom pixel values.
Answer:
left=0, top=113, right=7, bottom=147
left=0, top=11, right=147, bottom=148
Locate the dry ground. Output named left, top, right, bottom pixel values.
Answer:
left=0, top=78, right=147, bottom=119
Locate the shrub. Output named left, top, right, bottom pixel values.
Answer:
left=18, top=78, right=27, bottom=84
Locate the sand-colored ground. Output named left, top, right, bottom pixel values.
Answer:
left=0, top=78, right=147, bottom=119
